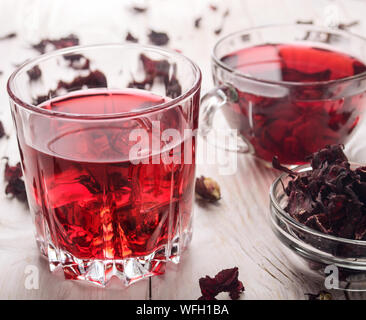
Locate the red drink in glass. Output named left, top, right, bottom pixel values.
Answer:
left=8, top=44, right=201, bottom=286
left=202, top=25, right=366, bottom=165
left=221, top=44, right=366, bottom=164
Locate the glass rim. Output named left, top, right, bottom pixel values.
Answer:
left=7, top=43, right=202, bottom=120
left=212, top=23, right=366, bottom=87
left=270, top=162, right=366, bottom=247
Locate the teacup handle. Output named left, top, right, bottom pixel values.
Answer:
left=200, top=85, right=250, bottom=153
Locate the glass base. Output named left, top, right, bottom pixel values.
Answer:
left=36, top=230, right=192, bottom=287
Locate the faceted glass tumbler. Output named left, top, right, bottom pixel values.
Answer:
left=7, top=44, right=202, bottom=287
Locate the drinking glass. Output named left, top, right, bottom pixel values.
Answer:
left=201, top=24, right=366, bottom=165
left=7, top=44, right=201, bottom=286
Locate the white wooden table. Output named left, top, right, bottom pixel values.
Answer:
left=1, top=0, right=366, bottom=300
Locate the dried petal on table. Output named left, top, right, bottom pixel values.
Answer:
left=4, top=161, right=27, bottom=203
left=0, top=121, right=6, bottom=139
left=194, top=17, right=202, bottom=29
left=27, top=65, right=42, bottom=81
left=132, top=6, right=148, bottom=13
left=32, top=34, right=79, bottom=54
left=198, top=267, right=245, bottom=300
left=63, top=54, right=90, bottom=70
left=125, top=32, right=139, bottom=43
left=128, top=54, right=182, bottom=99
left=34, top=70, right=107, bottom=105
left=0, top=32, right=16, bottom=40
left=148, top=30, right=169, bottom=46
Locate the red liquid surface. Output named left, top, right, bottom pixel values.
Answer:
left=221, top=44, right=366, bottom=164
left=20, top=90, right=196, bottom=260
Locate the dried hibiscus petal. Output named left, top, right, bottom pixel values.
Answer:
left=32, top=34, right=79, bottom=54
left=4, top=161, right=27, bottom=203
left=195, top=176, right=221, bottom=202
left=140, top=53, right=170, bottom=78
left=272, top=156, right=297, bottom=177
left=5, top=179, right=27, bottom=203
left=132, top=6, right=147, bottom=13
left=34, top=70, right=107, bottom=105
left=125, top=32, right=138, bottom=43
left=63, top=54, right=90, bottom=70
left=273, top=144, right=366, bottom=240
left=198, top=267, right=245, bottom=300
left=57, top=69, right=106, bottom=91
left=4, top=162, right=22, bottom=182
left=0, top=121, right=6, bottom=139
left=296, top=20, right=314, bottom=25
left=33, top=92, right=56, bottom=106
left=148, top=30, right=169, bottom=46
left=164, top=76, right=182, bottom=99
left=304, top=214, right=331, bottom=234
left=0, top=32, right=16, bottom=40
left=194, top=17, right=202, bottom=29
left=128, top=80, right=150, bottom=90
left=27, top=65, right=42, bottom=81
left=214, top=28, right=223, bottom=36
left=128, top=54, right=182, bottom=99
left=198, top=276, right=218, bottom=300
left=282, top=68, right=331, bottom=83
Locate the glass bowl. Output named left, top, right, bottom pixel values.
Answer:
left=270, top=163, right=366, bottom=291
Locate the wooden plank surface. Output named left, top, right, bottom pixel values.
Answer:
left=0, top=0, right=365, bottom=300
